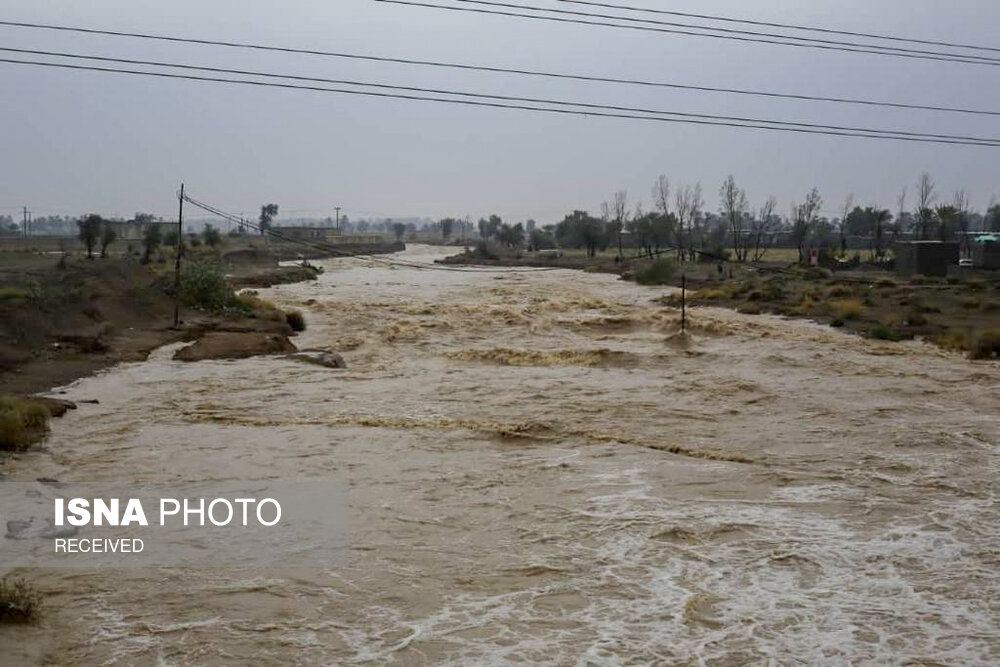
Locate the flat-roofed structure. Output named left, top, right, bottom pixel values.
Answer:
left=894, top=241, right=959, bottom=277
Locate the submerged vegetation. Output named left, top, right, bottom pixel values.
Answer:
left=0, top=577, right=41, bottom=624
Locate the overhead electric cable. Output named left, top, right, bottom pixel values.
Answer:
left=372, top=0, right=1000, bottom=67
left=2, top=57, right=996, bottom=147
left=1, top=21, right=995, bottom=116
left=558, top=0, right=1000, bottom=55
left=4, top=48, right=996, bottom=144
left=438, top=0, right=1000, bottom=64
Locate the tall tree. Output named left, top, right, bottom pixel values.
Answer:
left=611, top=190, right=629, bottom=260
left=203, top=223, right=222, bottom=248
left=865, top=207, right=893, bottom=260
left=749, top=196, right=778, bottom=262
left=259, top=203, right=279, bottom=236
left=915, top=173, right=936, bottom=240
left=719, top=175, right=750, bottom=262
left=791, top=188, right=822, bottom=264
left=142, top=222, right=162, bottom=264
left=439, top=218, right=456, bottom=241
left=77, top=214, right=103, bottom=259
left=99, top=221, right=118, bottom=258
left=839, top=193, right=855, bottom=254
left=953, top=190, right=972, bottom=256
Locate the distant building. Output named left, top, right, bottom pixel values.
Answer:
left=276, top=227, right=385, bottom=246
left=894, top=241, right=959, bottom=277
left=971, top=236, right=1000, bottom=269
left=106, top=220, right=176, bottom=241
left=279, top=227, right=343, bottom=242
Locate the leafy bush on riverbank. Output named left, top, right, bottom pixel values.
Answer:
left=0, top=396, right=51, bottom=452
left=634, top=258, right=676, bottom=285
left=178, top=263, right=242, bottom=312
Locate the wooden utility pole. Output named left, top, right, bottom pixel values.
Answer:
left=173, top=183, right=185, bottom=328
left=681, top=274, right=687, bottom=334
left=22, top=206, right=28, bottom=238
left=335, top=207, right=341, bottom=231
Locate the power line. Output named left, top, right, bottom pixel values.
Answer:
left=5, top=48, right=997, bottom=144
left=2, top=57, right=996, bottom=147
left=440, top=0, right=1000, bottom=64
left=373, top=0, right=1000, bottom=67
left=558, top=0, right=1000, bottom=55
left=0, top=22, right=994, bottom=117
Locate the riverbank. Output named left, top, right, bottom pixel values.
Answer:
left=440, top=247, right=1000, bottom=358
left=0, top=250, right=325, bottom=397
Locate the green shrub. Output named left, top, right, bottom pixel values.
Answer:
left=0, top=287, right=30, bottom=302
left=960, top=297, right=982, bottom=310
left=906, top=310, right=928, bottom=326
left=179, top=264, right=240, bottom=312
left=970, top=330, right=1000, bottom=360
left=285, top=310, right=306, bottom=332
left=0, top=397, right=50, bottom=452
left=472, top=241, right=500, bottom=261
left=0, top=411, right=28, bottom=451
left=634, top=258, right=677, bottom=285
left=868, top=324, right=903, bottom=342
left=0, top=577, right=41, bottom=624
left=966, top=280, right=988, bottom=292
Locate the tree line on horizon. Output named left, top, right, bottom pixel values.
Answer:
left=462, top=173, right=1000, bottom=264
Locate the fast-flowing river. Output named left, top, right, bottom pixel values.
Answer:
left=3, top=245, right=999, bottom=665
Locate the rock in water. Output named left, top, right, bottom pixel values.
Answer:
left=285, top=350, right=347, bottom=369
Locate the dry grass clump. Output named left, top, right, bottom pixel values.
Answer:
left=0, top=396, right=51, bottom=452
left=829, top=299, right=866, bottom=320
left=697, top=288, right=732, bottom=300
left=826, top=285, right=854, bottom=299
left=235, top=292, right=286, bottom=322
left=0, top=577, right=42, bottom=624
left=933, top=331, right=968, bottom=352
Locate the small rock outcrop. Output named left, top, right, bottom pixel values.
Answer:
left=284, top=350, right=347, bottom=369
left=173, top=333, right=297, bottom=362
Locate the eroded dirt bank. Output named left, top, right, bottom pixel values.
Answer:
left=2, top=246, right=998, bottom=664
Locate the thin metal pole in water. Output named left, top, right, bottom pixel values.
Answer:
left=173, top=183, right=184, bottom=328
left=681, top=273, right=687, bottom=333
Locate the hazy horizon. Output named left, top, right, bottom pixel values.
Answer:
left=2, top=0, right=998, bottom=227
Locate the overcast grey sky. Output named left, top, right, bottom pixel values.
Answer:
left=1, top=1, right=998, bottom=224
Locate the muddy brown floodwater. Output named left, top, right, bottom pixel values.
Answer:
left=3, top=245, right=999, bottom=665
